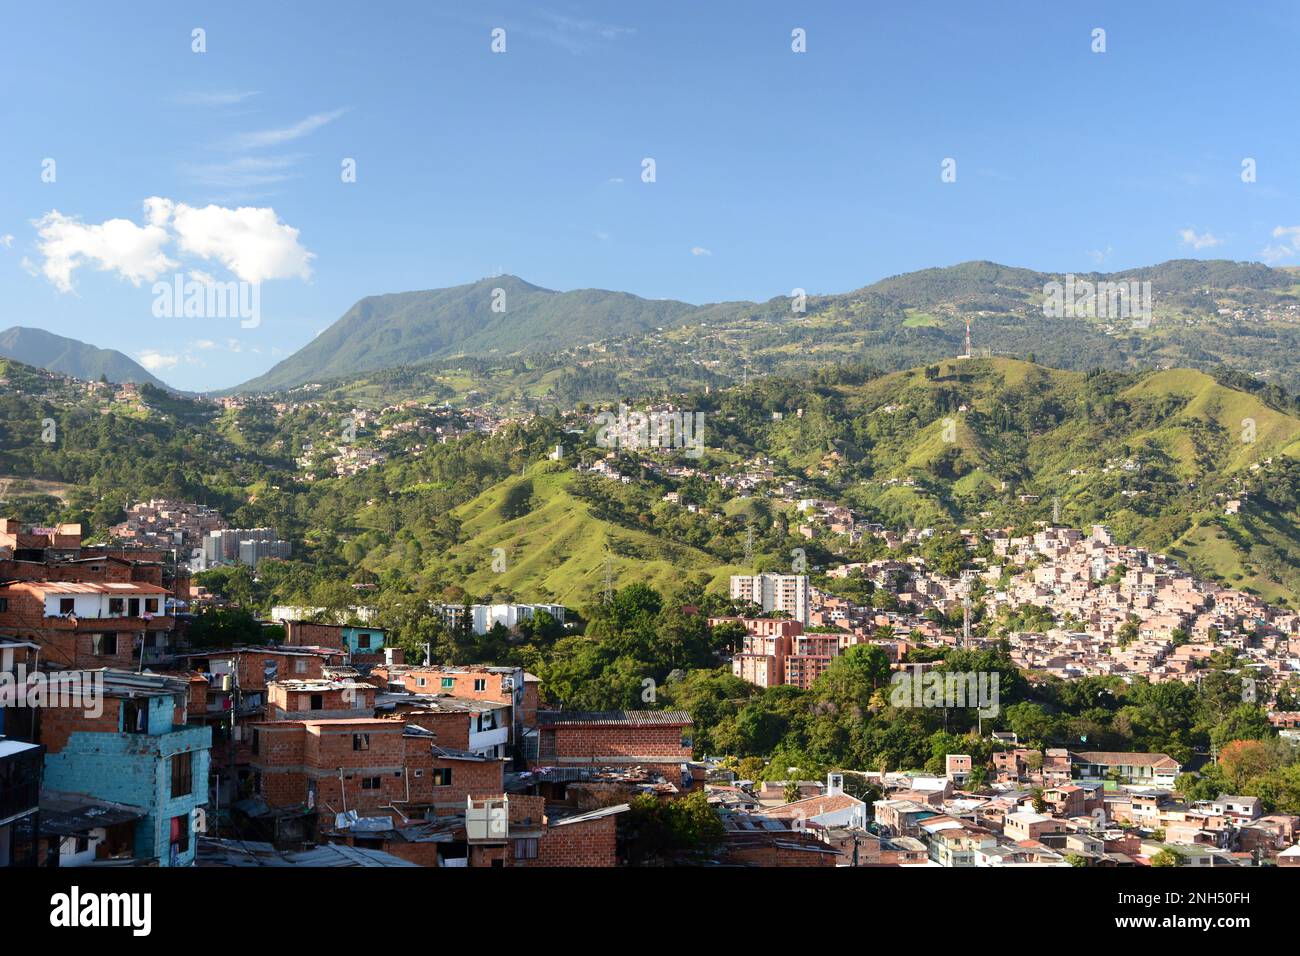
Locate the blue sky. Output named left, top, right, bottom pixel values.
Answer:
left=1, top=1, right=1297, bottom=390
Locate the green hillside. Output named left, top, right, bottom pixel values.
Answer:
left=228, top=258, right=1300, bottom=409
left=372, top=462, right=735, bottom=606
left=231, top=275, right=715, bottom=393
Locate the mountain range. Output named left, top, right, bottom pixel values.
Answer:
left=7, top=259, right=1300, bottom=402
left=226, top=258, right=1300, bottom=397
left=0, top=326, right=170, bottom=388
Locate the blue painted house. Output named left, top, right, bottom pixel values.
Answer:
left=341, top=625, right=386, bottom=656
left=42, top=670, right=211, bottom=866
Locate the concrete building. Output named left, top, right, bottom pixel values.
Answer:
left=729, top=574, right=810, bottom=625
left=38, top=670, right=212, bottom=866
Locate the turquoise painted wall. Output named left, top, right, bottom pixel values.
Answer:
left=43, top=695, right=212, bottom=867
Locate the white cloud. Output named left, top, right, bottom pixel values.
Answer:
left=30, top=197, right=313, bottom=291
left=33, top=205, right=176, bottom=293
left=0, top=234, right=13, bottom=248
left=1179, top=228, right=1222, bottom=251
left=183, top=155, right=303, bottom=190
left=173, top=90, right=260, bottom=106
left=192, top=339, right=218, bottom=350
left=1087, top=245, right=1114, bottom=266
left=1262, top=225, right=1300, bottom=263
left=169, top=202, right=314, bottom=283
left=528, top=12, right=635, bottom=54
left=690, top=246, right=712, bottom=257
left=137, top=350, right=179, bottom=371
left=232, top=109, right=346, bottom=150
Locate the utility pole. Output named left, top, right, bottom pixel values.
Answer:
left=602, top=548, right=614, bottom=605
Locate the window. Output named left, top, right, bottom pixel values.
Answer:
left=170, top=814, right=189, bottom=857
left=293, top=658, right=309, bottom=674
left=251, top=729, right=260, bottom=755
left=128, top=598, right=140, bottom=617
left=59, top=597, right=75, bottom=614
left=171, top=751, right=193, bottom=798
left=431, top=768, right=452, bottom=787
left=310, top=694, right=323, bottom=710
left=145, top=598, right=159, bottom=614
left=357, top=634, right=371, bottom=649
left=0, top=598, right=7, bottom=613
left=513, top=838, right=538, bottom=860
left=413, top=769, right=423, bottom=778
left=122, top=699, right=148, bottom=734
left=361, top=776, right=381, bottom=790
left=473, top=679, right=487, bottom=692
left=108, top=598, right=124, bottom=615
left=353, top=733, right=370, bottom=751
left=90, top=633, right=116, bottom=656
left=440, top=677, right=455, bottom=689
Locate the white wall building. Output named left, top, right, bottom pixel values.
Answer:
left=729, top=574, right=809, bottom=625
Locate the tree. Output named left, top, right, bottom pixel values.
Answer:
left=1150, top=847, right=1183, bottom=867
left=1210, top=704, right=1274, bottom=753
left=186, top=607, right=264, bottom=647
left=1219, top=739, right=1277, bottom=792
left=622, top=791, right=723, bottom=865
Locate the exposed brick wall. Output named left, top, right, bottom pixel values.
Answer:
left=548, top=723, right=690, bottom=760
left=187, top=649, right=328, bottom=693
left=379, top=666, right=517, bottom=710
left=403, top=736, right=503, bottom=810
left=722, top=842, right=839, bottom=866
left=391, top=710, right=470, bottom=750
left=522, top=682, right=539, bottom=724
left=37, top=700, right=122, bottom=753
left=284, top=621, right=345, bottom=648
left=267, top=681, right=374, bottom=719
left=524, top=815, right=618, bottom=867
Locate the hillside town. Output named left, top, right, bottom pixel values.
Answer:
left=720, top=525, right=1300, bottom=699
left=3, top=512, right=1299, bottom=869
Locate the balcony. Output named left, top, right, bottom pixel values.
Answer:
left=44, top=614, right=174, bottom=631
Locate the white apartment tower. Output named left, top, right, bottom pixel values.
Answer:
left=729, top=573, right=810, bottom=625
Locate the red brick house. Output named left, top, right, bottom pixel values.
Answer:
left=529, top=710, right=693, bottom=786
left=248, top=717, right=506, bottom=816
left=0, top=580, right=175, bottom=668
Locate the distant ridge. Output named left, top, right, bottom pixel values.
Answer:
left=0, top=326, right=171, bottom=388
left=209, top=257, right=1300, bottom=394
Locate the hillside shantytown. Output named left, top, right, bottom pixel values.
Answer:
left=3, top=474, right=1300, bottom=867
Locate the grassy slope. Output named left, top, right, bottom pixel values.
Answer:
left=425, top=463, right=735, bottom=605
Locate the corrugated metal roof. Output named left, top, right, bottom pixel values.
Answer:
left=3, top=581, right=171, bottom=595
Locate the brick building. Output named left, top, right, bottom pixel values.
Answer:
left=0, top=580, right=176, bottom=669
left=248, top=718, right=507, bottom=816
left=267, top=679, right=377, bottom=719
left=376, top=694, right=511, bottom=758
left=717, top=617, right=804, bottom=689
left=37, top=670, right=211, bottom=866
left=372, top=664, right=537, bottom=745
left=528, top=710, right=693, bottom=786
